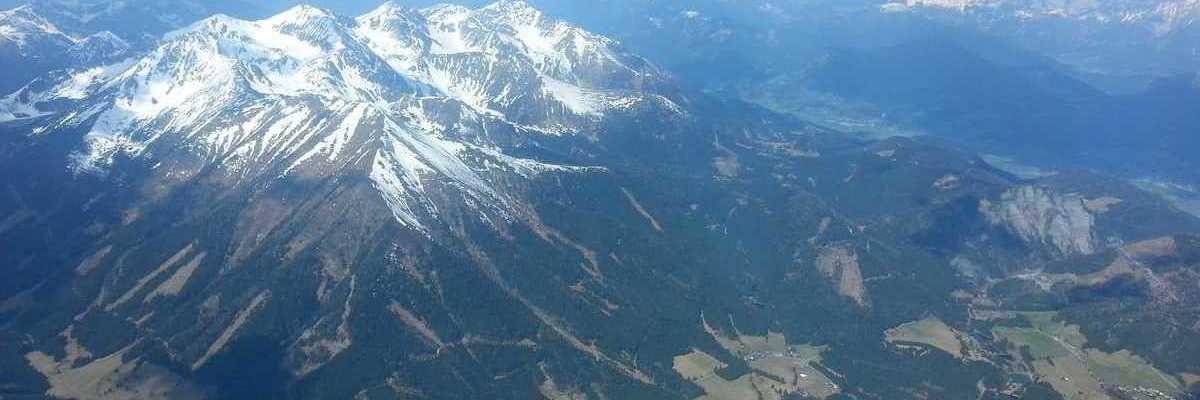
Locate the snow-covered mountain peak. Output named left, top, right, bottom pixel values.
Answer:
left=7, top=0, right=267, bottom=49
left=479, top=0, right=544, bottom=21
left=4, top=1, right=680, bottom=233
left=81, top=30, right=123, bottom=43
left=1, top=5, right=46, bottom=24
left=71, top=29, right=130, bottom=61
left=0, top=4, right=75, bottom=48
left=354, top=1, right=679, bottom=129
left=474, top=1, right=609, bottom=63
left=360, top=1, right=415, bottom=22
left=10, top=1, right=681, bottom=131
left=0, top=4, right=135, bottom=93
left=162, top=14, right=325, bottom=67
left=264, top=4, right=342, bottom=35
left=263, top=4, right=350, bottom=49
left=418, top=4, right=475, bottom=22
left=1, top=4, right=36, bottom=23
left=147, top=9, right=420, bottom=105
left=268, top=4, right=336, bottom=22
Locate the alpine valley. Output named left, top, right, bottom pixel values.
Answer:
left=1, top=1, right=1200, bottom=400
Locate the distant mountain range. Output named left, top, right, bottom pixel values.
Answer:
left=527, top=0, right=1200, bottom=184
left=888, top=0, right=1200, bottom=83
left=0, top=5, right=128, bottom=94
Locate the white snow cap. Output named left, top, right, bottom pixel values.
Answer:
left=5, top=1, right=675, bottom=232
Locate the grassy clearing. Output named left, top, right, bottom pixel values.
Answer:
left=993, top=327, right=1072, bottom=359
left=673, top=350, right=760, bottom=400
left=674, top=350, right=727, bottom=381
left=26, top=349, right=204, bottom=400
left=991, top=312, right=1182, bottom=400
left=1086, top=349, right=1181, bottom=395
left=993, top=313, right=1102, bottom=399
left=679, top=322, right=841, bottom=399
left=993, top=312, right=1087, bottom=359
left=885, top=317, right=963, bottom=358
left=1031, top=356, right=1108, bottom=400
left=749, top=346, right=839, bottom=399
left=1022, top=312, right=1085, bottom=344
left=673, top=347, right=840, bottom=400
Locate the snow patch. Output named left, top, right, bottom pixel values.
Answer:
left=543, top=77, right=602, bottom=115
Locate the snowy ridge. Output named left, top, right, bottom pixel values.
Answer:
left=0, top=5, right=129, bottom=55
left=2, top=2, right=667, bottom=232
left=11, top=0, right=258, bottom=48
left=0, top=3, right=130, bottom=94
left=70, top=30, right=130, bottom=61
left=0, top=5, right=72, bottom=48
left=354, top=0, right=680, bottom=130
left=0, top=4, right=78, bottom=63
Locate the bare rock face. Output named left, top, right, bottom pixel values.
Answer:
left=980, top=186, right=1097, bottom=256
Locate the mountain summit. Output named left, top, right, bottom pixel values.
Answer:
left=0, top=3, right=697, bottom=396
left=2, top=2, right=682, bottom=232
left=0, top=5, right=129, bottom=93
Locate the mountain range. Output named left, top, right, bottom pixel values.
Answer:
left=551, top=0, right=1200, bottom=185
left=889, top=0, right=1200, bottom=85
left=2, top=1, right=1200, bottom=400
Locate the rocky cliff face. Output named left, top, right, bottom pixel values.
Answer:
left=981, top=185, right=1098, bottom=255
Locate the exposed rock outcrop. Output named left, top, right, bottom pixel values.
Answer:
left=980, top=186, right=1097, bottom=256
